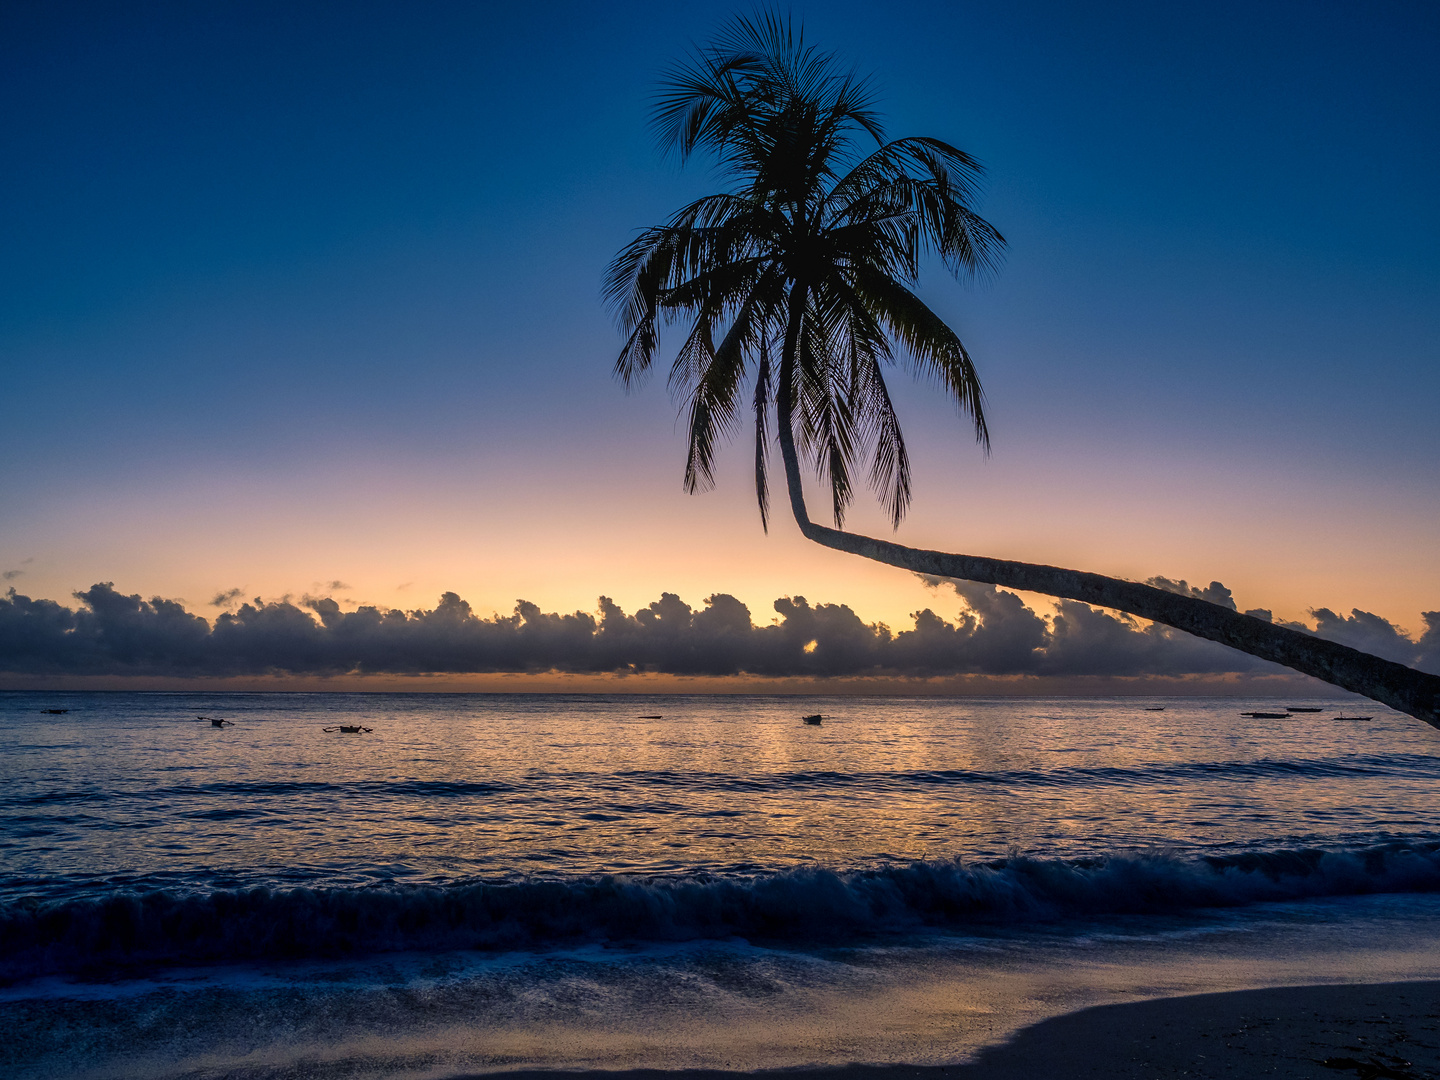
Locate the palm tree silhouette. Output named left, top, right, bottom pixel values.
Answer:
left=606, top=14, right=1439, bottom=727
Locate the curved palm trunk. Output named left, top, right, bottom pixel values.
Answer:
left=773, top=382, right=1440, bottom=728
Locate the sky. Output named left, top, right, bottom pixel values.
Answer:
left=1, top=0, right=1437, bottom=687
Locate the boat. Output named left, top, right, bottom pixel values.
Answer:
left=1334, top=716, right=1373, bottom=721
left=1285, top=707, right=1323, bottom=713
left=1143, top=706, right=1165, bottom=711
left=637, top=715, right=663, bottom=719
left=41, top=709, right=68, bottom=714
left=324, top=725, right=373, bottom=733
left=1241, top=711, right=1290, bottom=719
left=802, top=714, right=823, bottom=725
left=198, top=716, right=232, bottom=727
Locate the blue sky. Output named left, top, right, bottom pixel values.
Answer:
left=2, top=0, right=1436, bottom=646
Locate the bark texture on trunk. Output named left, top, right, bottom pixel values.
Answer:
left=773, top=404, right=1440, bottom=729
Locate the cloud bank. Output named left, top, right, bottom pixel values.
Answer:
left=1, top=581, right=1435, bottom=680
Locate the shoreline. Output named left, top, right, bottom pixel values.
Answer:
left=458, top=981, right=1440, bottom=1080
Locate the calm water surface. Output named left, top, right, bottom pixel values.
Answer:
left=3, top=692, right=1436, bottom=897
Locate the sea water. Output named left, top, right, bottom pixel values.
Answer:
left=3, top=692, right=1440, bottom=1078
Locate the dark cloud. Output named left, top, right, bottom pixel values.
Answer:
left=1044, top=599, right=1254, bottom=676
left=1, top=570, right=23, bottom=581
left=1, top=581, right=1435, bottom=679
left=929, top=579, right=1271, bottom=677
left=1419, top=613, right=1440, bottom=675
left=1308, top=607, right=1426, bottom=666
left=1146, top=576, right=1238, bottom=610
left=210, top=587, right=245, bottom=608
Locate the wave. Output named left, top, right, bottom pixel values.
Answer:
left=7, top=755, right=1438, bottom=809
left=5, top=842, right=1440, bottom=981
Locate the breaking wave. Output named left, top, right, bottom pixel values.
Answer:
left=5, top=841, right=1440, bottom=982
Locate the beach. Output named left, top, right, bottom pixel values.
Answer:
left=465, top=982, right=1440, bottom=1080
left=960, top=980, right=1440, bottom=1078
left=956, top=980, right=1440, bottom=1078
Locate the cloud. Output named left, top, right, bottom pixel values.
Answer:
left=1146, top=576, right=1238, bottom=610
left=210, top=587, right=245, bottom=608
left=1307, top=607, right=1422, bottom=666
left=1419, top=613, right=1440, bottom=675
left=1043, top=599, right=1249, bottom=676
left=0, top=581, right=1435, bottom=680
left=1, top=570, right=23, bottom=581
left=926, top=577, right=1272, bottom=676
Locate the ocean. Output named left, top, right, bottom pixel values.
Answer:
left=4, top=691, right=1440, bottom=1079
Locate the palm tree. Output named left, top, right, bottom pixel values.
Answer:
left=606, top=14, right=1440, bottom=728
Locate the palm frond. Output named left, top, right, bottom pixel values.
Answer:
left=681, top=276, right=784, bottom=496
left=853, top=343, right=911, bottom=527
left=826, top=140, right=1006, bottom=282
left=853, top=267, right=989, bottom=448
left=818, top=272, right=913, bottom=526
left=653, top=46, right=765, bottom=161
left=753, top=336, right=773, bottom=530
left=794, top=288, right=859, bottom=526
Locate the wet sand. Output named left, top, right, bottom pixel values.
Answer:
left=466, top=980, right=1440, bottom=1080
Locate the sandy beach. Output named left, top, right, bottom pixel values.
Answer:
left=466, top=981, right=1440, bottom=1080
